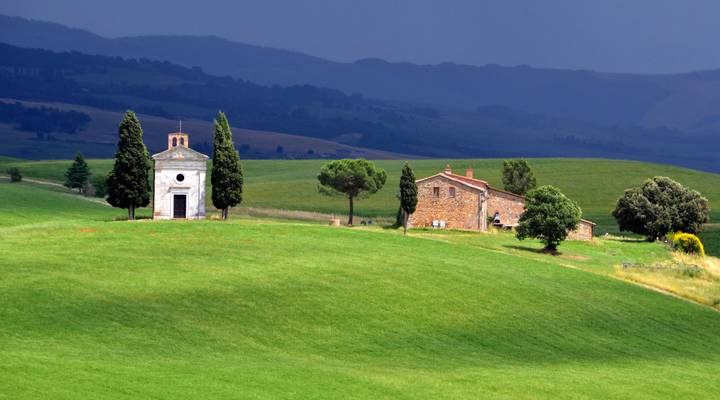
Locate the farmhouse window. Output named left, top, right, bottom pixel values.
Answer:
left=449, top=187, right=456, bottom=197
left=433, top=187, right=440, bottom=198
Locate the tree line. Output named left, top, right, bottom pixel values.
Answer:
left=0, top=43, right=409, bottom=152
left=0, top=101, right=90, bottom=140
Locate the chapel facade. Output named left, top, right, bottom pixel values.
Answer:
left=408, top=165, right=595, bottom=240
left=151, top=132, right=209, bottom=219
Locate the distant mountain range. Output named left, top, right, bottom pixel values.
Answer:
left=0, top=14, right=718, bottom=171
left=5, top=14, right=720, bottom=133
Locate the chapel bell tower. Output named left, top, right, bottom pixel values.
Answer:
left=167, top=132, right=189, bottom=149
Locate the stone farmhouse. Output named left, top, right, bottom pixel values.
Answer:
left=409, top=165, right=595, bottom=240
left=151, top=132, right=208, bottom=220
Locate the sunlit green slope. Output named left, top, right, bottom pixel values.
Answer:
left=1, top=180, right=719, bottom=399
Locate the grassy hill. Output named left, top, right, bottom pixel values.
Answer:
left=2, top=178, right=720, bottom=398
left=2, top=157, right=718, bottom=252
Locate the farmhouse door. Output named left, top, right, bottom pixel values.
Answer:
left=173, top=194, right=187, bottom=219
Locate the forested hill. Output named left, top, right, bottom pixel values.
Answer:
left=0, top=43, right=411, bottom=152
left=0, top=41, right=718, bottom=171
left=5, top=13, right=720, bottom=135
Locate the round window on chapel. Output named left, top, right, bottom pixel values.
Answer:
left=176, top=173, right=185, bottom=182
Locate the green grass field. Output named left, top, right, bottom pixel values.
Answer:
left=2, top=176, right=720, bottom=399
left=701, top=225, right=720, bottom=256
left=3, top=157, right=718, bottom=252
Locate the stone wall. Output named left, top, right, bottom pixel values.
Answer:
left=486, top=188, right=525, bottom=227
left=568, top=220, right=594, bottom=241
left=409, top=176, right=484, bottom=230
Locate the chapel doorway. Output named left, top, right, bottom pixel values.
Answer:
left=173, top=194, right=187, bottom=219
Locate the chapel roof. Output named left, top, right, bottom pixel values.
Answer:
left=152, top=145, right=209, bottom=161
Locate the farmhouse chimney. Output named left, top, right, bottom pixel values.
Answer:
left=466, top=167, right=474, bottom=179
left=167, top=132, right=189, bottom=150
left=444, top=164, right=452, bottom=174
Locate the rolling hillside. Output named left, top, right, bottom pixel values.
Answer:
left=2, top=157, right=718, bottom=254
left=1, top=175, right=720, bottom=399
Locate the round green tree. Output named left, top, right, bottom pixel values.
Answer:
left=516, top=185, right=582, bottom=251
left=399, top=162, right=418, bottom=235
left=64, top=152, right=90, bottom=194
left=502, top=159, right=537, bottom=195
left=317, top=159, right=387, bottom=225
left=106, top=111, right=151, bottom=220
left=211, top=111, right=243, bottom=220
left=612, top=176, right=709, bottom=241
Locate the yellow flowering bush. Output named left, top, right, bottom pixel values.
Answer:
left=672, top=232, right=705, bottom=256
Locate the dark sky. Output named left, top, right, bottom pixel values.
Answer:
left=2, top=0, right=719, bottom=74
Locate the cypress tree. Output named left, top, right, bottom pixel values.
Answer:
left=399, top=162, right=418, bottom=235
left=211, top=111, right=243, bottom=219
left=502, top=159, right=537, bottom=195
left=64, top=152, right=90, bottom=194
left=106, top=111, right=151, bottom=220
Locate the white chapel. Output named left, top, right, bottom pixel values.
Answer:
left=151, top=132, right=209, bottom=219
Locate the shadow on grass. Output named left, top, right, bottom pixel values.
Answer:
left=503, top=244, right=562, bottom=256
left=115, top=215, right=153, bottom=221
left=381, top=224, right=401, bottom=230
left=604, top=237, right=648, bottom=243
left=18, top=281, right=720, bottom=367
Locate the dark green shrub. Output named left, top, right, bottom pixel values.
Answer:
left=6, top=167, right=21, bottom=182
left=91, top=174, right=108, bottom=198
